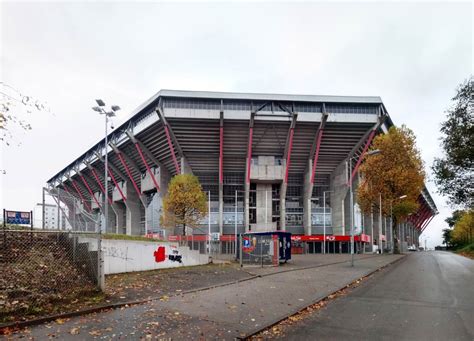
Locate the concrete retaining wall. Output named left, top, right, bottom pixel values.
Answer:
left=78, top=237, right=209, bottom=274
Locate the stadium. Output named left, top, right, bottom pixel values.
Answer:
left=46, top=90, right=438, bottom=253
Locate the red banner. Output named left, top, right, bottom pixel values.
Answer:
left=167, top=233, right=372, bottom=243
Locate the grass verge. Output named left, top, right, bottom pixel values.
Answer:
left=455, top=243, right=474, bottom=259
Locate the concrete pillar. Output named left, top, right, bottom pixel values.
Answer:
left=124, top=183, right=142, bottom=236
left=104, top=203, right=116, bottom=234
left=330, top=160, right=349, bottom=236
left=112, top=202, right=125, bottom=233
left=279, top=182, right=287, bottom=231
left=181, top=157, right=192, bottom=175
left=256, top=183, right=272, bottom=231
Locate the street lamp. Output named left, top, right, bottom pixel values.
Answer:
left=348, top=149, right=380, bottom=267
left=92, top=100, right=120, bottom=234
left=323, top=190, right=333, bottom=254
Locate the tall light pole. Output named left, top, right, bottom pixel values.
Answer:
left=323, top=190, right=333, bottom=254
left=92, top=100, right=120, bottom=234
left=349, top=149, right=380, bottom=267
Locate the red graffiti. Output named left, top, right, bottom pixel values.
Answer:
left=154, top=246, right=166, bottom=263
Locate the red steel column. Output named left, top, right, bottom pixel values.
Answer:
left=90, top=168, right=113, bottom=205
left=310, top=129, right=324, bottom=184
left=107, top=166, right=127, bottom=202
left=348, top=130, right=376, bottom=186
left=71, top=180, right=91, bottom=211
left=116, top=152, right=142, bottom=198
left=135, top=143, right=160, bottom=192
left=79, top=174, right=102, bottom=209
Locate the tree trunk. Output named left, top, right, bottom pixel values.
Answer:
left=182, top=223, right=186, bottom=236
left=393, top=218, right=400, bottom=254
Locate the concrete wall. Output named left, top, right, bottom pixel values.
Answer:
left=250, top=156, right=284, bottom=181
left=79, top=238, right=209, bottom=275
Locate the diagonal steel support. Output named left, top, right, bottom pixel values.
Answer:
left=84, top=162, right=113, bottom=205
left=417, top=207, right=432, bottom=229
left=108, top=166, right=127, bottom=202
left=114, top=149, right=142, bottom=200
left=94, top=151, right=128, bottom=182
left=135, top=142, right=160, bottom=192
left=310, top=105, right=329, bottom=184
left=346, top=109, right=387, bottom=162
left=156, top=106, right=183, bottom=174
left=78, top=171, right=102, bottom=209
left=283, top=113, right=298, bottom=183
left=69, top=177, right=91, bottom=211
left=414, top=205, right=429, bottom=229
left=421, top=215, right=435, bottom=232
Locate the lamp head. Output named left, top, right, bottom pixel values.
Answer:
left=96, top=99, right=105, bottom=107
left=366, top=149, right=381, bottom=156
left=92, top=106, right=102, bottom=112
left=111, top=105, right=121, bottom=111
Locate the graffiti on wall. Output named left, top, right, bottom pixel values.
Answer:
left=154, top=245, right=182, bottom=264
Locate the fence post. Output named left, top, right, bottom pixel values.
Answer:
left=260, top=237, right=263, bottom=268
left=239, top=234, right=243, bottom=267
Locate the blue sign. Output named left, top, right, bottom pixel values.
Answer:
left=6, top=211, right=31, bottom=225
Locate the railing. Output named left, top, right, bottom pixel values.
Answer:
left=311, top=207, right=332, bottom=227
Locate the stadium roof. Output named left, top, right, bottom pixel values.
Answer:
left=47, top=90, right=386, bottom=184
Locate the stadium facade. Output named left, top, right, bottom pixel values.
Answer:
left=47, top=90, right=438, bottom=253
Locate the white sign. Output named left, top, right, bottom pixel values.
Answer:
left=211, top=232, right=220, bottom=241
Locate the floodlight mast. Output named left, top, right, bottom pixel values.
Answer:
left=91, top=99, right=120, bottom=236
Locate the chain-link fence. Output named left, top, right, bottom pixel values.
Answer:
left=238, top=233, right=280, bottom=267
left=0, top=229, right=102, bottom=321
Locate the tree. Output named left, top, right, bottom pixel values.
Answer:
left=445, top=210, right=464, bottom=228
left=357, top=125, right=425, bottom=253
left=160, top=174, right=207, bottom=236
left=442, top=228, right=453, bottom=248
left=451, top=209, right=474, bottom=247
left=1, top=82, right=50, bottom=152
left=432, top=77, right=474, bottom=208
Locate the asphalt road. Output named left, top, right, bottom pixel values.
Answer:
left=283, top=251, right=474, bottom=341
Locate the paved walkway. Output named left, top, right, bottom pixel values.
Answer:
left=9, top=254, right=403, bottom=340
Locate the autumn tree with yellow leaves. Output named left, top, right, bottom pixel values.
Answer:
left=451, top=209, right=474, bottom=247
left=160, top=174, right=208, bottom=236
left=357, top=125, right=425, bottom=253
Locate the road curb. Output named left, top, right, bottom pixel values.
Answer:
left=238, top=254, right=407, bottom=340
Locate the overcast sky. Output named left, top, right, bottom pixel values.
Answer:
left=1, top=1, right=472, bottom=248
